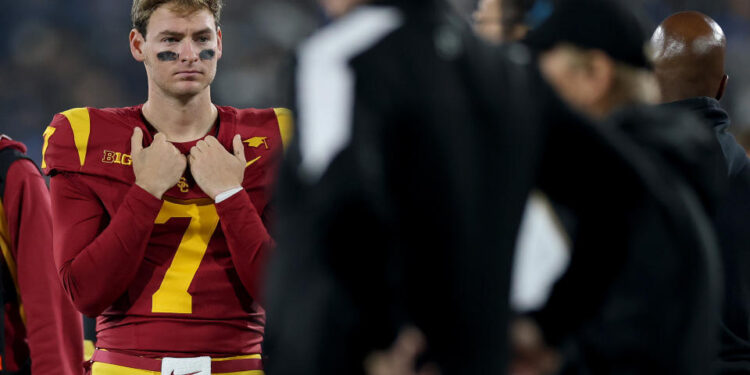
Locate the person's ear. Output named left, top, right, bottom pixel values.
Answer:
left=215, top=27, right=223, bottom=60
left=716, top=74, right=729, bottom=101
left=130, top=29, right=146, bottom=63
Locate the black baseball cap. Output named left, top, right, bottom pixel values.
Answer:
left=524, top=0, right=653, bottom=69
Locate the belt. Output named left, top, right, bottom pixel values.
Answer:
left=90, top=349, right=263, bottom=372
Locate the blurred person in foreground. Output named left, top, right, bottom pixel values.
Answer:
left=0, top=135, right=83, bottom=374
left=265, top=0, right=721, bottom=374
left=519, top=0, right=725, bottom=373
left=41, top=0, right=290, bottom=373
left=474, top=0, right=572, bottom=315
left=652, top=11, right=750, bottom=373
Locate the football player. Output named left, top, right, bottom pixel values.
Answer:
left=0, top=135, right=83, bottom=374
left=42, top=0, right=290, bottom=374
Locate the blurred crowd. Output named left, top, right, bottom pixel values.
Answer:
left=4, top=0, right=750, bottom=165
left=0, top=0, right=319, bottom=163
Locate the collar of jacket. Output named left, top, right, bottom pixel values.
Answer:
left=663, top=96, right=730, bottom=133
left=663, top=96, right=749, bottom=178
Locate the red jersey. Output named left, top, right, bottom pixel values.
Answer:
left=43, top=105, right=291, bottom=357
left=0, top=138, right=83, bottom=374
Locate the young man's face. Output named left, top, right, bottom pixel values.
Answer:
left=131, top=5, right=223, bottom=99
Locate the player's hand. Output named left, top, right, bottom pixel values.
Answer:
left=188, top=135, right=245, bottom=200
left=510, top=318, right=561, bottom=375
left=365, top=327, right=441, bottom=375
left=131, top=128, right=187, bottom=199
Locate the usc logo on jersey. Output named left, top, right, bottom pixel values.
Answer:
left=177, top=177, right=189, bottom=193
left=102, top=150, right=132, bottom=166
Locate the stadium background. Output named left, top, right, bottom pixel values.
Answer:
left=3, top=0, right=750, bottom=166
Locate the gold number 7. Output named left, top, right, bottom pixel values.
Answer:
left=152, top=201, right=220, bottom=314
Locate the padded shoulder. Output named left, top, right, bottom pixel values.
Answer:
left=42, top=107, right=141, bottom=183
left=231, top=107, right=294, bottom=151
left=215, top=107, right=294, bottom=193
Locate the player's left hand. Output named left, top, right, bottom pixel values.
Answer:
left=365, top=327, right=441, bottom=375
left=189, top=135, right=246, bottom=200
left=510, top=318, right=560, bottom=375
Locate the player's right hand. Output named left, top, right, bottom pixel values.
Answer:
left=510, top=318, right=560, bottom=375
left=131, top=127, right=187, bottom=199
left=364, top=327, right=440, bottom=375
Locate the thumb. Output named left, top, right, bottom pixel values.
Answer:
left=233, top=134, right=246, bottom=164
left=131, top=127, right=144, bottom=155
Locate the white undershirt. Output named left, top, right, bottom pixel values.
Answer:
left=214, top=186, right=244, bottom=204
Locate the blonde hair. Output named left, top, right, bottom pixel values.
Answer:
left=559, top=44, right=661, bottom=107
left=131, top=0, right=223, bottom=37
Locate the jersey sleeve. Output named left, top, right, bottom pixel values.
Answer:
left=50, top=173, right=163, bottom=317
left=215, top=107, right=292, bottom=304
left=42, top=108, right=93, bottom=176
left=215, top=188, right=274, bottom=304
left=3, top=159, right=83, bottom=375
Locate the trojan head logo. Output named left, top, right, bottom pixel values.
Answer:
left=102, top=150, right=132, bottom=166
left=177, top=177, right=189, bottom=193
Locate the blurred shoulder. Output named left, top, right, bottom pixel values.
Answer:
left=299, top=6, right=405, bottom=69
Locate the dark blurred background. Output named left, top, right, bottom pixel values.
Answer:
left=3, top=0, right=750, bottom=165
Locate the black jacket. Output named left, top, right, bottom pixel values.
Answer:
left=666, top=97, right=749, bottom=178
left=267, top=6, right=542, bottom=373
left=533, top=104, right=724, bottom=375
left=265, top=3, right=722, bottom=374
left=668, top=97, right=750, bottom=374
